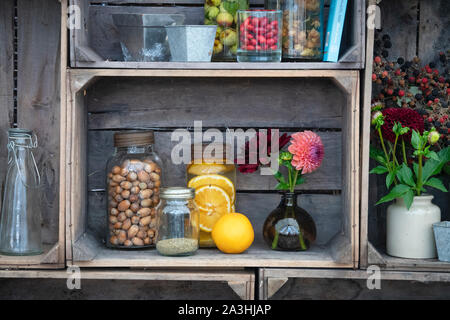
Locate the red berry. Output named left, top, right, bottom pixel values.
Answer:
left=257, top=36, right=266, bottom=44
left=428, top=117, right=433, bottom=122
left=422, top=78, right=428, bottom=84
left=409, top=77, right=415, bottom=83
left=427, top=100, right=433, bottom=106
left=266, top=38, right=276, bottom=46
left=270, top=45, right=278, bottom=50
left=398, top=90, right=405, bottom=97
left=395, top=69, right=401, bottom=76
left=386, top=89, right=393, bottom=95
left=256, top=45, right=262, bottom=50
left=372, top=74, right=377, bottom=81
left=434, top=98, right=440, bottom=103
left=382, top=71, right=388, bottom=78
left=374, top=56, right=381, bottom=64
left=266, top=31, right=274, bottom=39
left=447, top=88, right=450, bottom=95
left=246, top=45, right=255, bottom=51
left=439, top=77, right=445, bottom=83
left=440, top=117, right=445, bottom=124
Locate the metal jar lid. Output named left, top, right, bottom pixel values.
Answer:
left=114, top=131, right=155, bottom=148
left=160, top=187, right=195, bottom=200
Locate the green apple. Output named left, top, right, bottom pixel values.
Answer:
left=206, top=0, right=221, bottom=7
left=206, top=6, right=220, bottom=20
left=215, top=26, right=223, bottom=39
left=216, top=12, right=234, bottom=27
left=230, top=44, right=238, bottom=55
left=219, top=28, right=237, bottom=46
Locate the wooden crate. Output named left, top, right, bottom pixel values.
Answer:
left=69, top=0, right=365, bottom=69
left=259, top=268, right=450, bottom=299
left=0, top=269, right=255, bottom=299
left=63, top=68, right=360, bottom=269
left=0, top=0, right=65, bottom=270
left=359, top=0, right=450, bottom=272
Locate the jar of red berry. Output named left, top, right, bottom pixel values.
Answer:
left=237, top=10, right=282, bottom=62
left=265, top=0, right=324, bottom=61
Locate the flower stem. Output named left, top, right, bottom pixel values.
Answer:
left=291, top=170, right=299, bottom=193
left=378, top=127, right=390, bottom=170
left=417, top=153, right=423, bottom=196
left=402, top=140, right=407, bottom=164
left=392, top=135, right=399, bottom=169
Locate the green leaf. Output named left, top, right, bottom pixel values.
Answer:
left=370, top=166, right=389, bottom=175
left=295, top=177, right=306, bottom=185
left=411, top=130, right=421, bottom=150
left=403, top=189, right=414, bottom=210
left=370, top=147, right=387, bottom=165
left=376, top=184, right=411, bottom=205
left=425, top=178, right=448, bottom=193
left=409, top=86, right=420, bottom=96
left=273, top=171, right=286, bottom=184
left=427, top=151, right=440, bottom=161
left=413, top=162, right=419, bottom=179
left=237, top=0, right=248, bottom=9
left=275, top=182, right=290, bottom=190
left=386, top=171, right=395, bottom=189
left=396, top=163, right=416, bottom=187
left=223, top=1, right=239, bottom=16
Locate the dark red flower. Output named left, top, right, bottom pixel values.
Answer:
left=236, top=129, right=290, bottom=173
left=381, top=107, right=424, bottom=143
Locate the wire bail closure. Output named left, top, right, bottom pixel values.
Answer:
left=7, top=131, right=41, bottom=189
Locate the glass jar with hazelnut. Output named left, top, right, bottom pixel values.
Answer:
left=105, top=131, right=163, bottom=249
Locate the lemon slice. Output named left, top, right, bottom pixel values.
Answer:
left=195, top=185, right=232, bottom=232
left=199, top=230, right=216, bottom=247
left=188, top=163, right=229, bottom=175
left=188, top=174, right=235, bottom=203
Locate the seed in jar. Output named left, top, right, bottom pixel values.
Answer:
left=113, top=222, right=122, bottom=229
left=130, top=159, right=144, bottom=170
left=144, top=237, right=151, bottom=245
left=138, top=182, right=147, bottom=190
left=112, top=166, right=121, bottom=174
left=110, top=236, right=119, bottom=245
left=114, top=186, right=122, bottom=194
left=109, top=181, right=118, bottom=187
left=150, top=208, right=157, bottom=217
left=108, top=172, right=113, bottom=179
left=132, top=180, right=140, bottom=187
left=127, top=171, right=138, bottom=182
left=137, top=207, right=151, bottom=217
left=125, top=209, right=134, bottom=218
left=130, top=202, right=140, bottom=212
left=130, top=186, right=140, bottom=195
left=110, top=208, right=119, bottom=216
left=120, top=181, right=132, bottom=190
left=149, top=172, right=160, bottom=182
left=144, top=162, right=157, bottom=173
left=128, top=225, right=139, bottom=238
left=129, top=194, right=139, bottom=203
left=120, top=167, right=129, bottom=177
left=131, top=215, right=140, bottom=225
left=139, top=189, right=153, bottom=200
left=139, top=226, right=149, bottom=232
left=152, top=196, right=160, bottom=206
left=109, top=200, right=118, bottom=208
left=122, top=218, right=131, bottom=230
left=156, top=238, right=198, bottom=256
left=118, top=230, right=127, bottom=244
left=141, top=199, right=152, bottom=208
left=139, top=216, right=151, bottom=227
left=124, top=240, right=133, bottom=247
left=147, top=229, right=155, bottom=238
left=154, top=180, right=161, bottom=188
left=138, top=171, right=151, bottom=183
left=112, top=174, right=126, bottom=183
left=150, top=218, right=157, bottom=228
left=132, top=237, right=144, bottom=246
left=136, top=230, right=146, bottom=239
left=121, top=190, right=130, bottom=199
left=117, top=200, right=131, bottom=211
left=114, top=194, right=123, bottom=202
left=117, top=212, right=127, bottom=222
left=109, top=215, right=118, bottom=224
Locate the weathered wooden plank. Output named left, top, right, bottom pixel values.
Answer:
left=379, top=0, right=419, bottom=61
left=0, top=0, right=15, bottom=202
left=418, top=0, right=450, bottom=65
left=87, top=130, right=342, bottom=191
left=17, top=0, right=61, bottom=245
left=87, top=77, right=345, bottom=129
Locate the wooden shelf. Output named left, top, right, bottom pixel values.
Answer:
left=0, top=243, right=64, bottom=269
left=72, top=234, right=351, bottom=269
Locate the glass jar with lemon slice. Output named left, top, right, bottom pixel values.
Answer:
left=187, top=143, right=236, bottom=248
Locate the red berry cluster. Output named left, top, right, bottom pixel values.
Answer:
left=239, top=15, right=280, bottom=51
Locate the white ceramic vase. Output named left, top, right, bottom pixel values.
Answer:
left=386, top=195, right=441, bottom=259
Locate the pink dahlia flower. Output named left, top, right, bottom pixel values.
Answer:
left=288, top=131, right=324, bottom=174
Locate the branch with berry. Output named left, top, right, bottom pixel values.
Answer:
left=371, top=32, right=449, bottom=149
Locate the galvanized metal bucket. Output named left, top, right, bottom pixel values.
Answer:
left=112, top=14, right=185, bottom=62
left=433, top=221, right=450, bottom=262
left=165, top=25, right=217, bottom=62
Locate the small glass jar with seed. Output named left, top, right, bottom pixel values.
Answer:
left=155, top=187, right=199, bottom=256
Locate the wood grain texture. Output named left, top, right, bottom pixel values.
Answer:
left=0, top=0, right=14, bottom=199
left=379, top=0, right=419, bottom=61
left=418, top=0, right=450, bottom=65
left=87, top=77, right=345, bottom=129
left=17, top=0, right=61, bottom=245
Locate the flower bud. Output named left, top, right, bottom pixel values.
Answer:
left=371, top=111, right=383, bottom=126
left=428, top=130, right=440, bottom=145
left=280, top=151, right=293, bottom=161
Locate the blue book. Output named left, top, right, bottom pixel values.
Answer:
left=323, top=0, right=348, bottom=62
